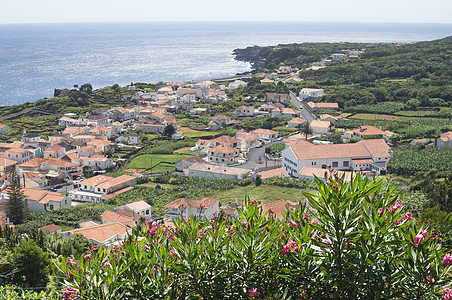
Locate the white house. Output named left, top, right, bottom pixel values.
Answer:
left=228, top=80, right=247, bottom=90
left=271, top=107, right=301, bottom=119
left=116, top=134, right=141, bottom=145
left=299, top=88, right=325, bottom=100
left=164, top=197, right=220, bottom=222
left=115, top=200, right=152, bottom=221
left=175, top=155, right=207, bottom=172
left=234, top=106, right=255, bottom=117
left=22, top=188, right=71, bottom=213
left=207, top=145, right=240, bottom=165
left=71, top=174, right=137, bottom=203
left=331, top=53, right=346, bottom=61
left=287, top=117, right=307, bottom=128
left=437, top=131, right=452, bottom=149
left=5, top=148, right=33, bottom=164
left=250, top=129, right=279, bottom=140
left=80, top=155, right=113, bottom=170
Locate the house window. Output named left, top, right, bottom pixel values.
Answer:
left=311, top=162, right=316, bottom=166
left=322, top=165, right=327, bottom=169
left=146, top=210, right=149, bottom=215
left=332, top=162, right=338, bottom=168
left=343, top=161, right=349, bottom=167
left=50, top=204, right=54, bottom=210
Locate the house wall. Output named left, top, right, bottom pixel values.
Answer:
left=188, top=169, right=240, bottom=180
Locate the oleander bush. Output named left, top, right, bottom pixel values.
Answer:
left=62, top=174, right=452, bottom=299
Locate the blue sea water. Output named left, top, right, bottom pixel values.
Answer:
left=0, top=22, right=451, bottom=106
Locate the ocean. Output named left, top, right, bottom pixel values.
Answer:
left=0, top=22, right=451, bottom=106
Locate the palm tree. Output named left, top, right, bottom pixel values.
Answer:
left=301, top=122, right=312, bottom=141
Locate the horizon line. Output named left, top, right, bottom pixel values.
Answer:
left=1, top=20, right=452, bottom=26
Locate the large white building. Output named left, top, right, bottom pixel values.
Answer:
left=281, top=139, right=392, bottom=177
left=299, top=88, right=325, bottom=100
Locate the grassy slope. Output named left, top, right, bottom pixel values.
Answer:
left=127, top=154, right=191, bottom=170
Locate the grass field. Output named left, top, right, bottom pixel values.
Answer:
left=349, top=114, right=400, bottom=121
left=127, top=154, right=191, bottom=172
left=173, top=147, right=200, bottom=155
left=204, top=185, right=308, bottom=205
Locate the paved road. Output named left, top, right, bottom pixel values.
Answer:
left=240, top=140, right=283, bottom=171
left=289, top=91, right=316, bottom=123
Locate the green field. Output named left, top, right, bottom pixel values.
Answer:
left=204, top=185, right=307, bottom=205
left=127, top=154, right=191, bottom=172
left=183, top=130, right=220, bottom=138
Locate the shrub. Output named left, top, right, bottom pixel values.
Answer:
left=62, top=174, right=452, bottom=299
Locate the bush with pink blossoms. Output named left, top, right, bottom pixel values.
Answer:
left=61, top=174, right=452, bottom=299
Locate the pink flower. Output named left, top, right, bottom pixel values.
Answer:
left=144, top=244, right=150, bottom=250
left=426, top=276, right=431, bottom=283
left=443, top=253, right=452, bottom=266
left=65, top=272, right=73, bottom=278
left=282, top=245, right=291, bottom=255
left=169, top=250, right=176, bottom=259
left=66, top=258, right=76, bottom=266
left=167, top=231, right=175, bottom=240
left=404, top=212, right=413, bottom=221
left=153, top=266, right=159, bottom=276
left=62, top=287, right=78, bottom=300
left=393, top=202, right=402, bottom=211
left=322, top=239, right=331, bottom=244
left=444, top=287, right=452, bottom=300
left=378, top=208, right=383, bottom=216
left=303, top=215, right=309, bottom=220
left=83, top=253, right=91, bottom=260
left=358, top=215, right=362, bottom=220
left=421, top=230, right=428, bottom=238
left=414, top=233, right=424, bottom=245
left=248, top=288, right=257, bottom=298
left=103, top=262, right=111, bottom=268
left=301, top=290, right=309, bottom=299
left=311, top=218, right=319, bottom=225
left=242, top=222, right=248, bottom=227
left=268, top=207, right=275, bottom=215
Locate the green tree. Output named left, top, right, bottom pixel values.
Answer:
left=6, top=169, right=27, bottom=225
left=254, top=174, right=262, bottom=187
left=79, top=83, right=93, bottom=93
left=11, top=240, right=51, bottom=287
left=164, top=124, right=175, bottom=137
left=301, top=122, right=313, bottom=141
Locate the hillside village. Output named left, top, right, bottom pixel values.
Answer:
left=0, top=46, right=451, bottom=248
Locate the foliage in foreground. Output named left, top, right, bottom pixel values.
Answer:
left=62, top=174, right=452, bottom=299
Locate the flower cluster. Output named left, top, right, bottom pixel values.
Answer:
left=248, top=288, right=257, bottom=298
left=443, top=253, right=452, bottom=266
left=282, top=239, right=299, bottom=255
left=444, top=287, right=452, bottom=300
left=63, top=287, right=78, bottom=300
left=414, top=230, right=428, bottom=245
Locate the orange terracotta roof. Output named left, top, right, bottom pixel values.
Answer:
left=102, top=186, right=134, bottom=199
left=62, top=223, right=131, bottom=244
left=101, top=210, right=137, bottom=228
left=250, top=129, right=278, bottom=136
left=212, top=135, right=240, bottom=145
left=262, top=199, right=298, bottom=219
left=258, top=168, right=288, bottom=180
left=208, top=145, right=239, bottom=153
left=353, top=125, right=386, bottom=136
left=39, top=224, right=61, bottom=233
left=164, top=197, right=219, bottom=209
left=290, top=143, right=370, bottom=160
left=360, top=139, right=391, bottom=158
left=299, top=167, right=352, bottom=181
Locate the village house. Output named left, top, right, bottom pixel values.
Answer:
left=319, top=114, right=341, bottom=123
left=262, top=199, right=299, bottom=220
left=265, top=93, right=290, bottom=104
left=72, top=134, right=106, bottom=144
left=437, top=131, right=452, bottom=149
left=116, top=134, right=141, bottom=145
left=210, top=135, right=241, bottom=148
left=256, top=167, right=288, bottom=181
left=299, top=166, right=353, bottom=182
left=190, top=107, right=210, bottom=115
left=299, top=88, right=325, bottom=100
left=207, top=145, right=240, bottom=165
left=307, top=102, right=339, bottom=111
left=136, top=122, right=165, bottom=134
left=236, top=134, right=260, bottom=152
left=281, top=139, right=392, bottom=177
left=331, top=53, right=346, bottom=61
left=175, top=155, right=207, bottom=172
left=39, top=224, right=62, bottom=234
left=164, top=197, right=220, bottom=222
left=260, top=78, right=274, bottom=85
left=219, top=200, right=243, bottom=218
left=79, top=115, right=110, bottom=127
left=234, top=105, right=255, bottom=117
left=63, top=126, right=91, bottom=137
left=43, top=144, right=66, bottom=158
left=195, top=139, right=210, bottom=151
left=310, top=120, right=335, bottom=135
left=250, top=129, right=279, bottom=140
left=0, top=124, right=10, bottom=134
left=87, top=139, right=115, bottom=153
left=411, top=139, right=429, bottom=146
left=352, top=125, right=390, bottom=139
left=22, top=133, right=43, bottom=143
left=80, top=155, right=113, bottom=170
left=4, top=148, right=33, bottom=164
left=0, top=158, right=17, bottom=176
left=287, top=117, right=307, bottom=128
left=115, top=200, right=152, bottom=221
left=48, top=134, right=70, bottom=142
left=186, top=163, right=248, bottom=180
left=89, top=127, right=116, bottom=139
left=100, top=210, right=137, bottom=228
left=58, top=117, right=80, bottom=127
left=71, top=174, right=137, bottom=203
left=61, top=223, right=132, bottom=247
left=18, top=157, right=81, bottom=180
left=272, top=107, right=301, bottom=119
left=22, top=188, right=71, bottom=213
left=228, top=80, right=247, bottom=90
